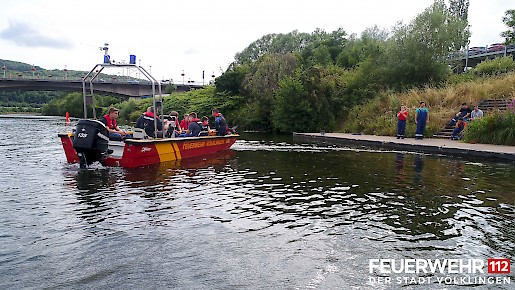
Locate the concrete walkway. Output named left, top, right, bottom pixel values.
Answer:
left=293, top=132, right=515, bottom=161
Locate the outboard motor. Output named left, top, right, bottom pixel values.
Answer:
left=72, top=119, right=110, bottom=168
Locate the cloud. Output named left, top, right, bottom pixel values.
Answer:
left=0, top=20, right=73, bottom=49
left=184, top=48, right=200, bottom=55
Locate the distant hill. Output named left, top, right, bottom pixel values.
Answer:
left=0, top=59, right=88, bottom=79
left=0, top=59, right=44, bottom=72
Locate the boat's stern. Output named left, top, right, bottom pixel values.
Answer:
left=58, top=132, right=80, bottom=163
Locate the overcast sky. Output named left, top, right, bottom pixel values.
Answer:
left=0, top=0, right=512, bottom=83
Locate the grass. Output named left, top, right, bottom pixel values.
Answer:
left=341, top=72, right=515, bottom=141
left=463, top=108, right=515, bottom=146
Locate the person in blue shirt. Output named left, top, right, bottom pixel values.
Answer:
left=211, top=108, right=228, bottom=136
left=415, top=101, right=429, bottom=140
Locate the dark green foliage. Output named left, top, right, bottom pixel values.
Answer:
left=234, top=30, right=318, bottom=65
left=165, top=83, right=177, bottom=94
left=214, top=64, right=249, bottom=95
left=474, top=57, right=515, bottom=76
left=272, top=76, right=310, bottom=132
left=463, top=108, right=515, bottom=146
left=448, top=0, right=470, bottom=21
left=41, top=92, right=123, bottom=118
left=501, top=9, right=515, bottom=44
left=0, top=59, right=43, bottom=72
left=0, top=91, right=63, bottom=112
left=21, top=2, right=484, bottom=140
left=212, top=1, right=470, bottom=134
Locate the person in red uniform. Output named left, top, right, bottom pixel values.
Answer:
left=396, top=105, right=408, bottom=139
left=179, top=113, right=190, bottom=131
left=100, top=107, right=130, bottom=140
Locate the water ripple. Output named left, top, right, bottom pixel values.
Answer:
left=1, top=119, right=514, bottom=289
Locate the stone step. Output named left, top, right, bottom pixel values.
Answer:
left=433, top=134, right=453, bottom=139
left=434, top=98, right=512, bottom=139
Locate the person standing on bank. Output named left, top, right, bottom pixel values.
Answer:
left=100, top=107, right=131, bottom=141
left=415, top=101, right=429, bottom=140
left=396, top=105, right=408, bottom=139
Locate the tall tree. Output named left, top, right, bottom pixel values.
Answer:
left=234, top=30, right=313, bottom=65
left=448, top=0, right=469, bottom=20
left=501, top=9, right=515, bottom=44
left=382, top=1, right=470, bottom=88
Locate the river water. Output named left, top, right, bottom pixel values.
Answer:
left=0, top=115, right=514, bottom=290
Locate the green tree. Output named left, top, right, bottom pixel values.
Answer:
left=301, top=28, right=348, bottom=67
left=501, top=9, right=515, bottom=44
left=214, top=64, right=249, bottom=95
left=234, top=30, right=314, bottom=65
left=336, top=27, right=387, bottom=69
left=448, top=0, right=469, bottom=21
left=273, top=75, right=310, bottom=132
left=382, top=1, right=469, bottom=88
left=239, top=53, right=300, bottom=131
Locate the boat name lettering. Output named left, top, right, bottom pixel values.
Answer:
left=182, top=139, right=226, bottom=150
left=206, top=139, right=226, bottom=146
left=141, top=147, right=152, bottom=152
left=183, top=141, right=206, bottom=150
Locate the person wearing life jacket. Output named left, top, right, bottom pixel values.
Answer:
left=164, top=111, right=182, bottom=138
left=100, top=107, right=131, bottom=141
left=183, top=112, right=202, bottom=137
left=199, top=116, right=211, bottom=136
left=211, top=108, right=228, bottom=136
left=135, top=106, right=163, bottom=138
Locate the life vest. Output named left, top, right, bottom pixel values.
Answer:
left=136, top=111, right=162, bottom=137
left=102, top=114, right=117, bottom=129
left=201, top=121, right=210, bottom=131
left=214, top=113, right=227, bottom=136
left=188, top=118, right=202, bottom=136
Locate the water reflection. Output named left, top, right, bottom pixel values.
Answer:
left=413, top=153, right=425, bottom=186
left=3, top=117, right=515, bottom=289
left=394, top=153, right=407, bottom=186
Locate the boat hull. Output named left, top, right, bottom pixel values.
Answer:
left=58, top=133, right=238, bottom=168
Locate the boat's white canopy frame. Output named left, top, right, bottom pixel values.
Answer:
left=82, top=63, right=162, bottom=135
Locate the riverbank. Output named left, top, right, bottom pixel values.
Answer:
left=293, top=132, right=515, bottom=161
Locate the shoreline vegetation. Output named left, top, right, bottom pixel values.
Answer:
left=2, top=71, right=514, bottom=146
left=1, top=2, right=514, bottom=145
left=342, top=72, right=515, bottom=145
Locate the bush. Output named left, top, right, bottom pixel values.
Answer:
left=474, top=56, right=515, bottom=76
left=463, top=109, right=515, bottom=145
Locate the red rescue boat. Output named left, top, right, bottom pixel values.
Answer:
left=59, top=129, right=238, bottom=168
left=58, top=46, right=237, bottom=168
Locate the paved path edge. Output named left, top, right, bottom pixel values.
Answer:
left=293, top=133, right=515, bottom=162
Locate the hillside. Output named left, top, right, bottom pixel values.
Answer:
left=0, top=59, right=87, bottom=79
left=341, top=72, right=515, bottom=144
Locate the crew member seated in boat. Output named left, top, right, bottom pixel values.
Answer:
left=199, top=116, right=211, bottom=136
left=212, top=108, right=228, bottom=136
left=178, top=112, right=202, bottom=137
left=100, top=107, right=131, bottom=141
left=179, top=113, right=190, bottom=131
left=164, top=111, right=182, bottom=138
left=135, top=106, right=163, bottom=138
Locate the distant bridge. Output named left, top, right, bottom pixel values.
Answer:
left=0, top=78, right=205, bottom=97
left=454, top=47, right=515, bottom=69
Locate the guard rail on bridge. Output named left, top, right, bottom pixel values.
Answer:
left=0, top=78, right=205, bottom=97
left=452, top=47, right=515, bottom=69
